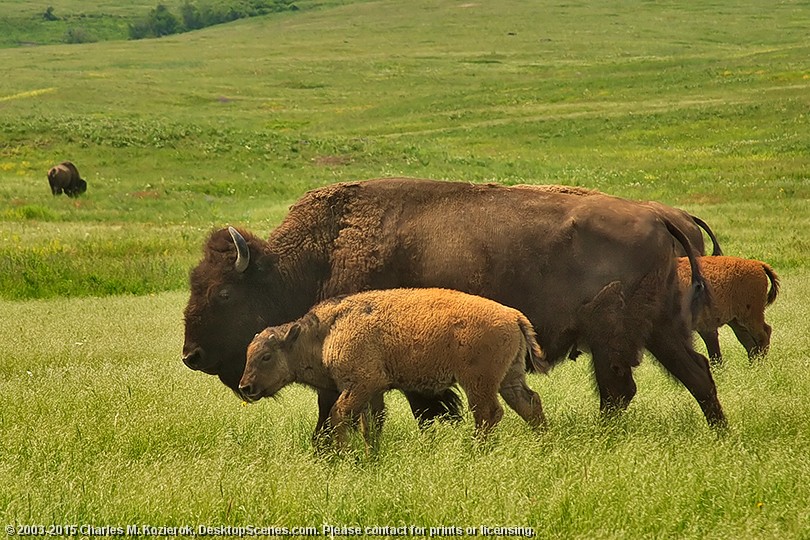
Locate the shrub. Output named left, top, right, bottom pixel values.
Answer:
left=128, top=4, right=181, bottom=40
left=64, top=27, right=96, bottom=44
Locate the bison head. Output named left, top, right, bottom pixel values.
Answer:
left=239, top=323, right=300, bottom=402
left=182, top=227, right=282, bottom=397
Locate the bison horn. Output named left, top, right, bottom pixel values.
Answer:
left=228, top=226, right=250, bottom=273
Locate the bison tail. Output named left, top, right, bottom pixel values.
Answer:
left=763, top=263, right=780, bottom=306
left=518, top=316, right=550, bottom=374
left=665, top=219, right=709, bottom=321
left=690, top=214, right=723, bottom=256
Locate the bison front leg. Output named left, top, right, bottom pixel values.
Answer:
left=592, top=347, right=638, bottom=417
left=698, top=329, right=723, bottom=366
left=313, top=388, right=340, bottom=448
left=328, top=388, right=371, bottom=452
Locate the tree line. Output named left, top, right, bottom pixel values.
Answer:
left=129, top=0, right=299, bottom=40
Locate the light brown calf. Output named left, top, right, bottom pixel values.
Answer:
left=239, top=288, right=549, bottom=450
left=677, top=256, right=780, bottom=364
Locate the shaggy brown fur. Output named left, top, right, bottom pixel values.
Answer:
left=514, top=184, right=722, bottom=256
left=240, top=288, right=549, bottom=449
left=47, top=161, right=86, bottom=197
left=677, top=256, right=780, bottom=364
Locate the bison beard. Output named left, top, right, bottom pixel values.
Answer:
left=182, top=178, right=726, bottom=435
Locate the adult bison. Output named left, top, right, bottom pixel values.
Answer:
left=47, top=161, right=87, bottom=197
left=517, top=184, right=722, bottom=256
left=182, top=178, right=726, bottom=433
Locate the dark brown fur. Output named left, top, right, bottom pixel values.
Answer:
left=183, top=178, right=726, bottom=433
left=47, top=161, right=87, bottom=197
left=515, top=184, right=722, bottom=256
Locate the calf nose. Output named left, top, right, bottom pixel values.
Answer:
left=238, top=383, right=256, bottom=401
left=182, top=347, right=205, bottom=370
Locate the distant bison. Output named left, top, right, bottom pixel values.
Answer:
left=240, top=288, right=550, bottom=450
left=47, top=161, right=86, bottom=197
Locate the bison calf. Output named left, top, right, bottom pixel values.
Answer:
left=239, top=288, right=550, bottom=450
left=47, top=161, right=86, bottom=197
left=677, top=256, right=780, bottom=364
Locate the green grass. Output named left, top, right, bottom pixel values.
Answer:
left=0, top=274, right=808, bottom=537
left=0, top=0, right=807, bottom=300
left=0, top=0, right=809, bottom=536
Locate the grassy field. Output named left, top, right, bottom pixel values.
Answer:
left=1, top=0, right=809, bottom=537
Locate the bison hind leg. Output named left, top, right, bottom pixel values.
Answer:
left=467, top=392, right=504, bottom=440
left=646, top=326, right=727, bottom=429
left=591, top=344, right=638, bottom=416
left=498, top=365, right=546, bottom=431
left=728, top=320, right=770, bottom=361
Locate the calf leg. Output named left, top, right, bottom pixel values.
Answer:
left=698, top=329, right=723, bottom=365
left=329, top=388, right=371, bottom=451
left=465, top=390, right=504, bottom=439
left=646, top=327, right=727, bottom=429
left=359, top=393, right=386, bottom=452
left=728, top=320, right=770, bottom=361
left=498, top=364, right=546, bottom=430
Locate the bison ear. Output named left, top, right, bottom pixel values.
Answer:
left=228, top=226, right=250, bottom=273
left=283, top=323, right=301, bottom=344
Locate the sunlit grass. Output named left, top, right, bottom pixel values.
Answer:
left=0, top=274, right=808, bottom=536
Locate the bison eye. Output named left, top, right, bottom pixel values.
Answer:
left=217, top=288, right=231, bottom=302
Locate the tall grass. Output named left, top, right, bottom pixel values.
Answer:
left=0, top=273, right=808, bottom=537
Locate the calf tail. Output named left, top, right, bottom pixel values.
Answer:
left=665, top=219, right=710, bottom=321
left=762, top=263, right=780, bottom=306
left=690, top=214, right=723, bottom=256
left=518, top=316, right=550, bottom=374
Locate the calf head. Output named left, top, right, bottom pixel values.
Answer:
left=239, top=323, right=301, bottom=402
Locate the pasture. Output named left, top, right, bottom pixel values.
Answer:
left=0, top=0, right=808, bottom=537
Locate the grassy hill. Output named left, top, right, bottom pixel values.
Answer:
left=1, top=0, right=807, bottom=298
left=1, top=1, right=810, bottom=537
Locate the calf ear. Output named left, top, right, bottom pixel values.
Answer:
left=283, top=323, right=301, bottom=344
